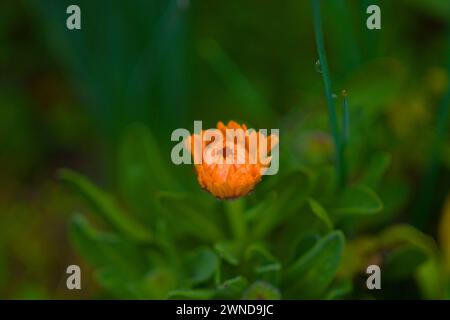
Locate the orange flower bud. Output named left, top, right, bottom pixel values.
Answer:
left=186, top=121, right=278, bottom=199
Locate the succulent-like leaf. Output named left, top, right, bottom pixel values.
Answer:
left=283, top=231, right=345, bottom=298
left=61, top=169, right=152, bottom=243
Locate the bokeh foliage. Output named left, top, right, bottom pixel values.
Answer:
left=0, top=0, right=449, bottom=299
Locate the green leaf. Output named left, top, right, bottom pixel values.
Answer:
left=245, top=245, right=281, bottom=284
left=214, top=242, right=240, bottom=266
left=380, top=225, right=438, bottom=257
left=60, top=169, right=152, bottom=243
left=289, top=232, right=321, bottom=263
left=217, top=276, right=248, bottom=298
left=340, top=224, right=438, bottom=282
left=325, top=279, right=352, bottom=300
left=167, top=276, right=248, bottom=300
left=117, top=124, right=178, bottom=217
left=250, top=169, right=312, bottom=239
left=243, top=281, right=281, bottom=300
left=185, top=247, right=219, bottom=285
left=283, top=231, right=345, bottom=299
left=69, top=214, right=148, bottom=298
left=332, top=184, right=383, bottom=216
left=416, top=259, right=447, bottom=299
left=245, top=192, right=276, bottom=222
left=167, top=289, right=216, bottom=300
left=384, top=245, right=428, bottom=280
left=138, top=268, right=178, bottom=299
left=362, top=152, right=392, bottom=188
left=307, top=198, right=333, bottom=231
left=157, top=192, right=223, bottom=242
left=310, top=166, right=336, bottom=205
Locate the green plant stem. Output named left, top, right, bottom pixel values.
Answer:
left=413, top=85, right=450, bottom=230
left=342, top=91, right=350, bottom=146
left=311, top=0, right=346, bottom=187
left=341, top=91, right=349, bottom=184
left=413, top=30, right=450, bottom=230
left=225, top=199, right=246, bottom=241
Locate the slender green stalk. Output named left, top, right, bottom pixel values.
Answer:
left=341, top=91, right=349, bottom=182
left=225, top=199, right=246, bottom=241
left=342, top=90, right=350, bottom=146
left=311, top=0, right=346, bottom=187
left=413, top=86, right=450, bottom=230
left=413, top=30, right=450, bottom=230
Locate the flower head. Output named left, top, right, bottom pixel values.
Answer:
left=186, top=120, right=278, bottom=199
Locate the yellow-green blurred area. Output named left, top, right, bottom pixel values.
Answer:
left=0, top=0, right=449, bottom=299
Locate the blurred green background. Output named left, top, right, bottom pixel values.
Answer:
left=0, top=0, right=449, bottom=299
